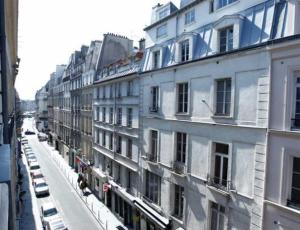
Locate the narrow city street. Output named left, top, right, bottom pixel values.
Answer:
left=22, top=118, right=101, bottom=230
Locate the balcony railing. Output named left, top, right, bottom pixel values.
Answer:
left=291, top=118, right=300, bottom=129
left=172, top=161, right=186, bottom=175
left=287, top=199, right=300, bottom=211
left=146, top=153, right=158, bottom=163
left=207, top=176, right=233, bottom=192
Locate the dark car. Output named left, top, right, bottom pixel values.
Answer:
left=25, top=130, right=35, bottom=135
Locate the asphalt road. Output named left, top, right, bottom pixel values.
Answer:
left=23, top=118, right=101, bottom=230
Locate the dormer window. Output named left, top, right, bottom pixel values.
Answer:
left=219, top=26, right=233, bottom=52
left=180, top=40, right=190, bottom=62
left=157, top=24, right=167, bottom=38
left=153, top=50, right=161, bottom=69
left=218, top=0, right=237, bottom=9
left=158, top=8, right=169, bottom=20
left=184, top=9, right=195, bottom=25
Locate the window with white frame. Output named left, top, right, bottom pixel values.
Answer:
left=185, top=9, right=195, bottom=25
left=213, top=143, right=229, bottom=189
left=149, top=130, right=158, bottom=161
left=218, top=0, right=237, bottom=9
left=127, top=108, right=133, bottom=127
left=102, top=130, right=106, bottom=147
left=102, top=107, right=106, bottom=122
left=109, top=107, right=113, bottom=124
left=173, top=184, right=184, bottom=219
left=176, top=132, right=187, bottom=163
left=177, top=82, right=189, bottom=113
left=287, top=157, right=300, bottom=209
left=127, top=138, right=132, bottom=159
left=153, top=51, right=161, bottom=69
left=96, top=129, right=100, bottom=144
left=292, top=73, right=300, bottom=128
left=158, top=8, right=169, bottom=20
left=219, top=26, right=233, bottom=52
left=116, top=135, right=122, bottom=154
left=210, top=202, right=226, bottom=230
left=117, top=108, right=122, bottom=125
left=215, top=78, right=231, bottom=116
left=145, top=170, right=161, bottom=204
left=157, top=24, right=167, bottom=38
left=180, top=40, right=190, bottom=62
left=127, top=80, right=133, bottom=96
left=109, top=132, right=113, bottom=150
left=150, top=86, right=159, bottom=112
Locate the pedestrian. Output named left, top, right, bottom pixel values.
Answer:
left=77, top=173, right=83, bottom=184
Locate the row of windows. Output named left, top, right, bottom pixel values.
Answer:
left=95, top=80, right=134, bottom=99
left=95, top=107, right=133, bottom=128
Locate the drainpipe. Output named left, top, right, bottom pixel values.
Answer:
left=0, top=0, right=9, bottom=144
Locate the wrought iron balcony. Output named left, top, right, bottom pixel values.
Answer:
left=172, top=161, right=186, bottom=175
left=207, top=176, right=233, bottom=192
left=287, top=199, right=300, bottom=211
left=146, top=153, right=158, bottom=163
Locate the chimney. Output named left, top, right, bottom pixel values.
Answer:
left=139, top=38, right=145, bottom=51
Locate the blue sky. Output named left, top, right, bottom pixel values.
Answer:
left=16, top=0, right=180, bottom=100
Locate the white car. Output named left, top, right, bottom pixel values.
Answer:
left=33, top=178, right=49, bottom=197
left=45, top=217, right=67, bottom=230
left=27, top=155, right=37, bottom=165
left=40, top=202, right=60, bottom=228
left=31, top=169, right=44, bottom=180
left=29, top=161, right=40, bottom=176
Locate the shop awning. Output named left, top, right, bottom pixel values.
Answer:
left=133, top=198, right=169, bottom=229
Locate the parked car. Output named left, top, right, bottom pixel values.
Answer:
left=31, top=169, right=44, bottom=180
left=21, top=138, right=28, bottom=145
left=33, top=178, right=49, bottom=197
left=29, top=162, right=40, bottom=176
left=40, top=202, right=60, bottom=227
left=38, top=133, right=48, bottom=142
left=44, top=217, right=67, bottom=230
left=27, top=155, right=37, bottom=165
left=25, top=129, right=35, bottom=135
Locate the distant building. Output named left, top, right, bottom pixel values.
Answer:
left=35, top=84, right=49, bottom=132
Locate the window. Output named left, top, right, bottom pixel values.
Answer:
left=158, top=8, right=169, bottom=20
left=293, top=73, right=300, bottom=128
left=213, top=143, right=229, bottom=189
left=102, top=131, right=106, bottom=147
left=180, top=40, right=190, bottom=62
left=210, top=202, right=226, bottom=230
left=127, top=139, right=132, bottom=158
left=145, top=171, right=161, bottom=204
left=287, top=157, right=300, bottom=209
left=149, top=130, right=158, bottom=161
left=176, top=132, right=187, bottom=163
left=218, top=0, right=237, bottom=9
left=173, top=185, right=184, bottom=219
left=109, top=133, right=113, bottom=150
left=117, top=108, right=122, bottom=125
left=127, top=169, right=131, bottom=189
left=115, top=164, right=121, bottom=184
left=157, top=24, right=167, bottom=38
left=110, top=85, right=113, bottom=98
left=102, top=107, right=106, bottom=122
left=219, top=26, right=233, bottom=52
left=150, top=86, right=159, bottom=112
left=209, top=0, right=215, bottom=13
left=185, top=9, right=195, bottom=25
left=215, top=78, right=231, bottom=116
left=102, top=86, right=106, bottom=99
left=153, top=51, right=161, bottom=69
left=117, top=83, right=122, bottom=98
left=116, top=135, right=122, bottom=154
left=96, top=129, right=100, bottom=144
left=127, top=81, right=133, bottom=96
left=127, top=108, right=133, bottom=127
left=96, top=107, right=100, bottom=121
left=177, top=83, right=189, bottom=113
left=109, top=107, right=113, bottom=124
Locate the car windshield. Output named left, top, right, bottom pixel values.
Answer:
left=30, top=165, right=40, bottom=170
left=36, top=183, right=47, bottom=188
left=44, top=208, right=58, bottom=217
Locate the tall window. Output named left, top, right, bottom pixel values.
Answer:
left=176, top=132, right=187, bottom=163
left=117, top=83, right=122, bottom=98
left=157, top=24, right=167, bottom=38
left=102, top=86, right=106, bottom=99
left=185, top=9, right=195, bottom=25
left=177, top=83, right=189, bottom=113
left=117, top=108, right=122, bottom=125
left=109, top=132, right=113, bottom=150
left=150, top=130, right=158, bottom=161
left=213, top=143, right=229, bottom=189
left=180, top=40, right=190, bottom=62
left=109, top=107, right=113, bottom=124
left=219, top=26, right=233, bottom=52
left=150, top=86, right=159, bottom=112
left=102, top=131, right=106, bottom=147
left=127, top=139, right=132, bottom=159
left=96, top=107, right=100, bottom=121
left=158, top=8, right=168, bottom=20
left=102, top=107, right=106, bottom=122
left=288, top=157, right=300, bottom=209
left=110, top=85, right=113, bottom=98
left=153, top=51, right=160, bottom=69
left=173, top=185, right=184, bottom=219
left=210, top=202, right=226, bottom=230
left=116, top=135, right=122, bottom=154
left=127, top=108, right=133, bottom=127
left=127, top=169, right=131, bottom=189
left=145, top=171, right=161, bottom=204
left=293, top=73, right=300, bottom=128
left=218, top=0, right=237, bottom=9
left=215, top=78, right=231, bottom=116
left=127, top=81, right=133, bottom=96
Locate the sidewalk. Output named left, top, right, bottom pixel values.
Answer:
left=41, top=141, right=127, bottom=230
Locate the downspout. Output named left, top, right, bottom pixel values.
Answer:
left=0, top=0, right=9, bottom=144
